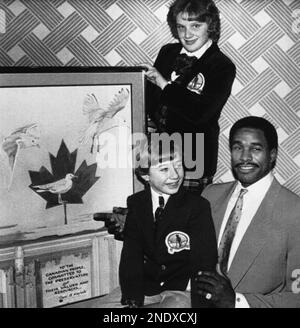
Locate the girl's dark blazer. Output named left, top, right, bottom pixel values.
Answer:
left=147, top=42, right=236, bottom=178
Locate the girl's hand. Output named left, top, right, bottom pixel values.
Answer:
left=141, top=63, right=169, bottom=90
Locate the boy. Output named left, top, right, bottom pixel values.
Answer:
left=119, top=136, right=217, bottom=307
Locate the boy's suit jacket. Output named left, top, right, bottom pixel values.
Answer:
left=202, top=178, right=300, bottom=308
left=119, top=186, right=217, bottom=305
left=147, top=42, right=236, bottom=178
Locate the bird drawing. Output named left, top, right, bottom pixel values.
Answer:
left=32, top=173, right=77, bottom=204
left=80, top=88, right=130, bottom=153
left=2, top=123, right=40, bottom=189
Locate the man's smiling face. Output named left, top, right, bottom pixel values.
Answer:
left=231, top=127, right=277, bottom=187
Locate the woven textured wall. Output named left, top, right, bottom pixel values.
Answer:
left=0, top=0, right=299, bottom=195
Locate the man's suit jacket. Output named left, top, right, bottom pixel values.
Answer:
left=119, top=186, right=217, bottom=305
left=202, top=178, right=300, bottom=308
left=147, top=42, right=236, bottom=177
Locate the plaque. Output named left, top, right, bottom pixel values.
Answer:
left=41, top=252, right=91, bottom=307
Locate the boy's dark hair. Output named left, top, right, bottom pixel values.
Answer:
left=229, top=116, right=278, bottom=168
left=134, top=134, right=182, bottom=181
left=167, top=0, right=221, bottom=42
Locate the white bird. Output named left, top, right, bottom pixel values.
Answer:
left=32, top=173, right=77, bottom=204
left=2, top=123, right=40, bottom=189
left=80, top=88, right=130, bottom=153
left=2, top=123, right=40, bottom=169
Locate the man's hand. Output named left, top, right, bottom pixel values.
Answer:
left=194, top=271, right=236, bottom=308
left=105, top=207, right=128, bottom=241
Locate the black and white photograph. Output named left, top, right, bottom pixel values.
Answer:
left=0, top=0, right=299, bottom=315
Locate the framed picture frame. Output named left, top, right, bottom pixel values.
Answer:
left=0, top=67, right=146, bottom=240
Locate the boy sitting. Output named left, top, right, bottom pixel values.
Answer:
left=119, top=135, right=217, bottom=307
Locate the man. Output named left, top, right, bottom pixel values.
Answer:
left=143, top=0, right=236, bottom=192
left=192, top=116, right=300, bottom=308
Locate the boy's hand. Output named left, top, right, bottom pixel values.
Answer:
left=121, top=298, right=143, bottom=308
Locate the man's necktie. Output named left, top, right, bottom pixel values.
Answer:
left=173, top=53, right=198, bottom=75
left=218, top=189, right=248, bottom=275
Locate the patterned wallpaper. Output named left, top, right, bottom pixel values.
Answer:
left=0, top=0, right=299, bottom=195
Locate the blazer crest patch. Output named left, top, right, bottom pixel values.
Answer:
left=165, top=231, right=190, bottom=254
left=187, top=73, right=205, bottom=94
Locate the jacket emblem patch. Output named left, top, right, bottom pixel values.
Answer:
left=187, top=73, right=205, bottom=94
left=165, top=231, right=190, bottom=254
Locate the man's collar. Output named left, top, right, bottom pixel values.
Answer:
left=180, top=39, right=213, bottom=59
left=236, top=172, right=274, bottom=194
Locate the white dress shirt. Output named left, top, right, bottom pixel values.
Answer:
left=180, top=39, right=213, bottom=58
left=218, top=172, right=274, bottom=307
left=150, top=187, right=170, bottom=217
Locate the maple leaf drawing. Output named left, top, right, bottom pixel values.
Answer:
left=29, top=140, right=99, bottom=224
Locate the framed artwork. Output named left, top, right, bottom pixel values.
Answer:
left=0, top=68, right=146, bottom=238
